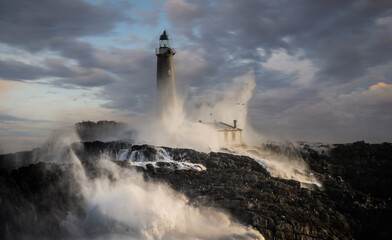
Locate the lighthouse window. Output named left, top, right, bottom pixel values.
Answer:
left=168, top=69, right=171, bottom=75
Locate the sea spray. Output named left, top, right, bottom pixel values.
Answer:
left=186, top=69, right=257, bottom=145
left=222, top=144, right=323, bottom=188
left=60, top=150, right=264, bottom=240
left=134, top=69, right=257, bottom=151
left=31, top=129, right=265, bottom=239
left=131, top=69, right=322, bottom=187
left=117, top=146, right=207, bottom=171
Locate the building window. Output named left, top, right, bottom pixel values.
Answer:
left=232, top=132, right=236, bottom=142
left=224, top=132, right=228, bottom=143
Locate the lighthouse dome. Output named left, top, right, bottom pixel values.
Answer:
left=160, top=31, right=169, bottom=40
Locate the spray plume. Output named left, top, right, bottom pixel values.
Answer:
left=39, top=134, right=264, bottom=240
left=131, top=69, right=321, bottom=187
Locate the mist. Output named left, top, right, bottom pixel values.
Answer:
left=67, top=157, right=263, bottom=239
left=132, top=70, right=257, bottom=151
left=32, top=133, right=263, bottom=240
left=124, top=69, right=321, bottom=187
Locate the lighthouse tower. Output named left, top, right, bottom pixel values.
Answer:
left=156, top=30, right=176, bottom=115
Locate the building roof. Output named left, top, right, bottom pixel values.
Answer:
left=201, top=121, right=242, bottom=131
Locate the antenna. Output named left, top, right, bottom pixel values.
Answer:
left=210, top=113, right=216, bottom=122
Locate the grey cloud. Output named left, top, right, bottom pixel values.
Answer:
left=97, top=49, right=156, bottom=112
left=50, top=39, right=97, bottom=68
left=94, top=49, right=154, bottom=76
left=0, top=0, right=127, bottom=51
left=249, top=84, right=392, bottom=142
left=165, top=0, right=205, bottom=39
left=56, top=68, right=118, bottom=87
left=163, top=0, right=392, bottom=142
left=0, top=60, right=49, bottom=81
left=48, top=43, right=155, bottom=90
left=0, top=57, right=117, bottom=87
left=44, top=57, right=118, bottom=87
left=100, top=76, right=155, bottom=113
left=0, top=0, right=134, bottom=88
left=44, top=59, right=76, bottom=78
left=249, top=88, right=320, bottom=115
left=166, top=0, right=392, bottom=86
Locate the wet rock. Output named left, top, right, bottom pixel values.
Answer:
left=0, top=162, right=85, bottom=239
left=0, top=141, right=391, bottom=239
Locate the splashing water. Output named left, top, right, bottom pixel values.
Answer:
left=117, top=146, right=206, bottom=171
left=133, top=70, right=257, bottom=151
left=16, top=125, right=264, bottom=239
left=222, top=145, right=322, bottom=188
left=61, top=149, right=264, bottom=240
left=38, top=68, right=320, bottom=240
left=132, top=69, right=322, bottom=188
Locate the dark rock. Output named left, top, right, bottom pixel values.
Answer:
left=75, top=120, right=129, bottom=142
left=0, top=162, right=85, bottom=239
left=0, top=141, right=391, bottom=239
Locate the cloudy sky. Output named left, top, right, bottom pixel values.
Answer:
left=0, top=0, right=391, bottom=152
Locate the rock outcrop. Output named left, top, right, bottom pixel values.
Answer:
left=0, top=141, right=391, bottom=239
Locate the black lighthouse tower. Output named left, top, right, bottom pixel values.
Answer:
left=156, top=30, right=176, bottom=115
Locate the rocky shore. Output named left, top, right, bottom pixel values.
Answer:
left=0, top=141, right=391, bottom=239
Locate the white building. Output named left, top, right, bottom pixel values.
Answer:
left=200, top=120, right=243, bottom=146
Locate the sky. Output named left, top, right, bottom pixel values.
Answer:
left=0, top=0, right=391, bottom=153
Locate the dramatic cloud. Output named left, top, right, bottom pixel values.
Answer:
left=0, top=59, right=49, bottom=81
left=0, top=0, right=130, bottom=87
left=0, top=0, right=126, bottom=51
left=261, top=49, right=316, bottom=87
left=249, top=82, right=392, bottom=142
left=165, top=0, right=392, bottom=85
left=164, top=0, right=392, bottom=142
left=0, top=0, right=391, bottom=150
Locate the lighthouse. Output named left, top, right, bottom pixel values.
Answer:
left=156, top=30, right=176, bottom=115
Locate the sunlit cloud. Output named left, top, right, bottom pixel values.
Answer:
left=370, top=81, right=389, bottom=89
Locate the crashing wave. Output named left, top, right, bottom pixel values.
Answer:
left=117, top=146, right=206, bottom=171
left=221, top=144, right=323, bottom=188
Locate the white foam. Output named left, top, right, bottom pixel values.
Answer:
left=117, top=149, right=130, bottom=161
left=62, top=152, right=264, bottom=240
left=117, top=147, right=206, bottom=171
left=299, top=142, right=332, bottom=156
left=222, top=145, right=323, bottom=188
